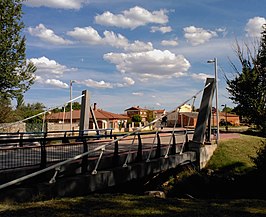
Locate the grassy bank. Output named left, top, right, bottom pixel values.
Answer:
left=0, top=134, right=266, bottom=216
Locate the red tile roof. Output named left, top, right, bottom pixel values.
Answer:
left=46, top=109, right=129, bottom=121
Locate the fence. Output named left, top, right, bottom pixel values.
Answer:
left=0, top=129, right=193, bottom=171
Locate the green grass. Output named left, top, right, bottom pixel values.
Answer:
left=0, top=134, right=266, bottom=216
left=206, top=134, right=266, bottom=174
left=1, top=194, right=266, bottom=217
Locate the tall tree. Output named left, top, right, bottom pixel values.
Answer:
left=0, top=0, right=36, bottom=100
left=226, top=24, right=266, bottom=135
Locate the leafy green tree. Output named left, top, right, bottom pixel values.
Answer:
left=52, top=102, right=81, bottom=113
left=0, top=0, right=36, bottom=100
left=0, top=98, right=13, bottom=123
left=226, top=24, right=266, bottom=135
left=131, top=114, right=142, bottom=123
left=221, top=106, right=232, bottom=113
left=146, top=110, right=155, bottom=123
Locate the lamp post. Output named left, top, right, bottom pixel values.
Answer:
left=70, top=80, right=75, bottom=131
left=207, top=57, right=219, bottom=144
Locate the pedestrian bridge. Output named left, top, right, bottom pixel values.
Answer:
left=0, top=78, right=218, bottom=201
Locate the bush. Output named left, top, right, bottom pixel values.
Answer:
left=251, top=140, right=266, bottom=177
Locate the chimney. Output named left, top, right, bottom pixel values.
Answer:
left=93, top=103, right=97, bottom=110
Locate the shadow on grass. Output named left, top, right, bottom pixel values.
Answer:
left=1, top=193, right=266, bottom=217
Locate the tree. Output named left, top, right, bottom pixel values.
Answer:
left=226, top=24, right=266, bottom=135
left=52, top=102, right=81, bottom=113
left=0, top=0, right=36, bottom=100
left=0, top=98, right=13, bottom=123
left=131, top=114, right=142, bottom=123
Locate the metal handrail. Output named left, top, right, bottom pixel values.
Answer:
left=0, top=84, right=209, bottom=190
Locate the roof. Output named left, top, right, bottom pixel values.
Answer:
left=46, top=109, right=130, bottom=121
left=153, top=109, right=165, bottom=114
left=124, top=106, right=146, bottom=111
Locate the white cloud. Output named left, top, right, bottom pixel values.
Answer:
left=184, top=26, right=217, bottom=46
left=125, top=41, right=153, bottom=52
left=45, top=79, right=69, bottom=88
left=123, top=77, right=135, bottom=85
left=95, top=6, right=168, bottom=29
left=23, top=0, right=88, bottom=9
left=150, top=26, right=172, bottom=33
left=190, top=73, right=210, bottom=81
left=68, top=26, right=153, bottom=52
left=132, top=92, right=144, bottom=96
left=76, top=76, right=135, bottom=89
left=245, top=16, right=266, bottom=37
left=81, top=79, right=114, bottom=88
left=67, top=26, right=102, bottom=45
left=28, top=24, right=73, bottom=45
left=29, top=56, right=77, bottom=77
left=28, top=56, right=76, bottom=88
left=34, top=76, right=68, bottom=89
left=102, top=31, right=129, bottom=48
left=103, top=49, right=190, bottom=79
left=161, top=39, right=178, bottom=46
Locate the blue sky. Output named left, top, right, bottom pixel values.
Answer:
left=21, top=0, right=266, bottom=113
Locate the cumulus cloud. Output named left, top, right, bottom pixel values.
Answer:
left=29, top=56, right=77, bottom=77
left=123, top=77, right=135, bottom=85
left=28, top=56, right=76, bottom=88
left=67, top=26, right=103, bottom=45
left=80, top=79, right=114, bottom=88
left=103, top=49, right=190, bottom=79
left=184, top=26, right=217, bottom=46
left=45, top=79, right=69, bottom=88
left=150, top=26, right=172, bottom=33
left=102, top=31, right=129, bottom=48
left=190, top=73, right=210, bottom=81
left=245, top=16, right=266, bottom=37
left=124, top=41, right=153, bottom=52
left=67, top=26, right=153, bottom=51
left=76, top=76, right=135, bottom=89
left=95, top=6, right=168, bottom=29
left=33, top=76, right=69, bottom=89
left=161, top=39, right=178, bottom=46
left=23, top=0, right=89, bottom=9
left=28, top=24, right=73, bottom=45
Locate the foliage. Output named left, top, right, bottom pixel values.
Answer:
left=157, top=134, right=266, bottom=199
left=146, top=110, right=155, bottom=123
left=251, top=140, right=266, bottom=177
left=131, top=114, right=141, bottom=123
left=0, top=98, right=13, bottom=123
left=226, top=24, right=266, bottom=135
left=0, top=0, right=36, bottom=100
left=52, top=102, right=81, bottom=112
left=221, top=106, right=232, bottom=113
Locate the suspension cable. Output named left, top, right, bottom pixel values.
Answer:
left=0, top=83, right=211, bottom=190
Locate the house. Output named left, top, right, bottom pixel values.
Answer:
left=124, top=106, right=148, bottom=122
left=167, top=108, right=240, bottom=128
left=45, top=103, right=130, bottom=132
left=214, top=112, right=240, bottom=126
left=153, top=109, right=166, bottom=120
left=167, top=104, right=197, bottom=128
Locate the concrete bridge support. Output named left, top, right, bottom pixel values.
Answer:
left=188, top=78, right=217, bottom=169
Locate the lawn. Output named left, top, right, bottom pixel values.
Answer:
left=0, top=134, right=266, bottom=217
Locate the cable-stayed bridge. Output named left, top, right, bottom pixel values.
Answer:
left=0, top=78, right=218, bottom=201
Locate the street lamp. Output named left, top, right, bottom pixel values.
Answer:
left=207, top=57, right=219, bottom=144
left=70, top=80, right=75, bottom=131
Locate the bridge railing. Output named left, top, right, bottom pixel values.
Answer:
left=0, top=129, right=194, bottom=171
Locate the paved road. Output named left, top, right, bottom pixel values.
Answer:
left=0, top=132, right=193, bottom=171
